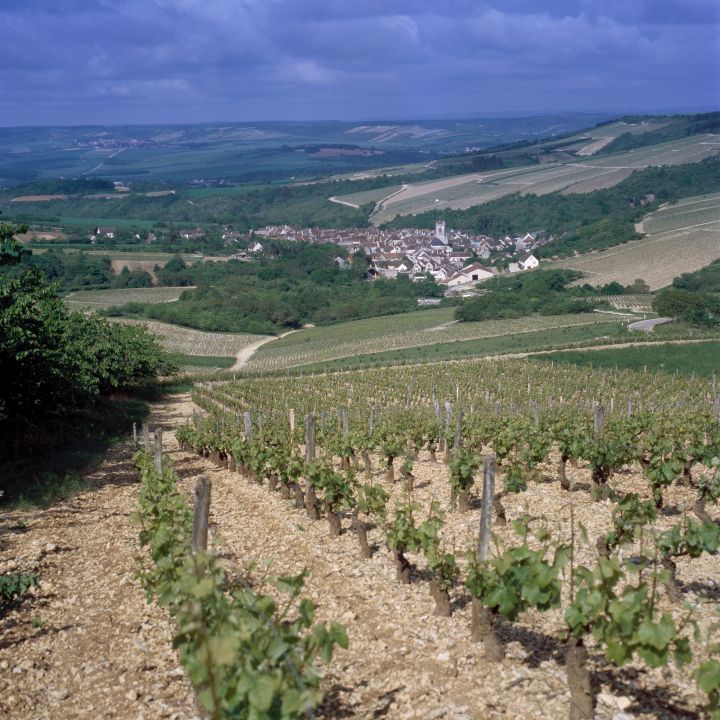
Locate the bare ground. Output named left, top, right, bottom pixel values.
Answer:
left=0, top=396, right=197, bottom=720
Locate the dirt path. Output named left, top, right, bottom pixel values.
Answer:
left=0, top=396, right=197, bottom=719
left=231, top=329, right=298, bottom=371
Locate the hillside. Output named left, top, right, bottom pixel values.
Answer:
left=553, top=191, right=720, bottom=290
left=0, top=114, right=609, bottom=187
left=370, top=133, right=720, bottom=225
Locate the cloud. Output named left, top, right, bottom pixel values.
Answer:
left=0, top=0, right=717, bottom=124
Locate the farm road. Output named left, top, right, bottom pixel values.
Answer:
left=230, top=329, right=298, bottom=370
left=628, top=317, right=673, bottom=333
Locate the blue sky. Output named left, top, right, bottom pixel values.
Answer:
left=1, top=0, right=718, bottom=125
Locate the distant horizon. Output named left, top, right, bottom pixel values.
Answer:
left=2, top=106, right=719, bottom=131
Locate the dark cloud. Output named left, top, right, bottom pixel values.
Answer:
left=1, top=0, right=718, bottom=125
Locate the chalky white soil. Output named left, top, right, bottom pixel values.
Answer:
left=1, top=393, right=715, bottom=719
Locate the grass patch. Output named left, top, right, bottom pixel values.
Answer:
left=168, top=353, right=236, bottom=369
left=536, top=341, right=720, bottom=377
left=160, top=377, right=195, bottom=394
left=0, top=396, right=149, bottom=508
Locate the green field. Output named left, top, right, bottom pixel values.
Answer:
left=555, top=191, right=720, bottom=290
left=64, top=286, right=189, bottom=311
left=247, top=309, right=635, bottom=370
left=168, top=353, right=236, bottom=370
left=371, top=135, right=720, bottom=224
left=537, top=341, right=720, bottom=377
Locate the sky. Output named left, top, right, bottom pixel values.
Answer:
left=1, top=0, right=719, bottom=126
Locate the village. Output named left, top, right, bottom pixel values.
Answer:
left=89, top=219, right=549, bottom=293
left=243, top=221, right=547, bottom=291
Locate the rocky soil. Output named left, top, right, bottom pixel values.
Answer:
left=1, top=392, right=716, bottom=719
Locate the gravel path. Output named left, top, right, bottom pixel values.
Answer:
left=0, top=396, right=197, bottom=720
left=231, top=330, right=297, bottom=371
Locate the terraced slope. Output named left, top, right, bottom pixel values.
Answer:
left=554, top=192, right=720, bottom=290
left=369, top=135, right=720, bottom=224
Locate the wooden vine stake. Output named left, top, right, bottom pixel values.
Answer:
left=243, top=411, right=253, bottom=441
left=288, top=408, right=295, bottom=434
left=471, top=455, right=504, bottom=661
left=593, top=404, right=604, bottom=437
left=142, top=423, right=150, bottom=453
left=132, top=422, right=137, bottom=449
left=191, top=476, right=212, bottom=553
left=305, top=413, right=316, bottom=463
left=154, top=429, right=163, bottom=475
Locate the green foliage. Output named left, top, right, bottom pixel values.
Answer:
left=0, top=572, right=38, bottom=611
left=0, top=224, right=175, bottom=438
left=654, top=288, right=720, bottom=328
left=697, top=658, right=720, bottom=719
left=673, top=257, right=720, bottom=294
left=456, top=269, right=594, bottom=322
left=657, top=517, right=720, bottom=559
left=385, top=503, right=421, bottom=554
left=566, top=557, right=691, bottom=668
left=465, top=519, right=567, bottom=621
left=135, top=451, right=347, bottom=719
left=0, top=218, right=29, bottom=266
left=606, top=493, right=657, bottom=550
left=356, top=483, right=388, bottom=522
left=416, top=502, right=458, bottom=591
left=449, top=449, right=479, bottom=495
left=107, top=241, right=442, bottom=334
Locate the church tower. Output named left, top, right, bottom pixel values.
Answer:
left=435, top=220, right=446, bottom=244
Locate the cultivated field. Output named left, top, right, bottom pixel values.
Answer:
left=247, top=309, right=631, bottom=370
left=597, top=295, right=655, bottom=312
left=370, top=135, right=720, bottom=224
left=64, top=286, right=189, bottom=311
left=114, top=318, right=268, bottom=357
left=329, top=184, right=403, bottom=208
left=555, top=192, right=720, bottom=290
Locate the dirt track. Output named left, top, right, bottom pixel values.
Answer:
left=0, top=396, right=197, bottom=719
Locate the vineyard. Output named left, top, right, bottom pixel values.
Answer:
left=556, top=191, right=720, bottom=290
left=247, top=310, right=630, bottom=371
left=64, top=286, right=188, bottom=311
left=163, top=357, right=720, bottom=718
left=114, top=318, right=268, bottom=358
left=371, top=135, right=720, bottom=224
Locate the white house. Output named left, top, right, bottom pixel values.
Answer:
left=462, top=262, right=494, bottom=282
left=519, top=253, right=539, bottom=270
